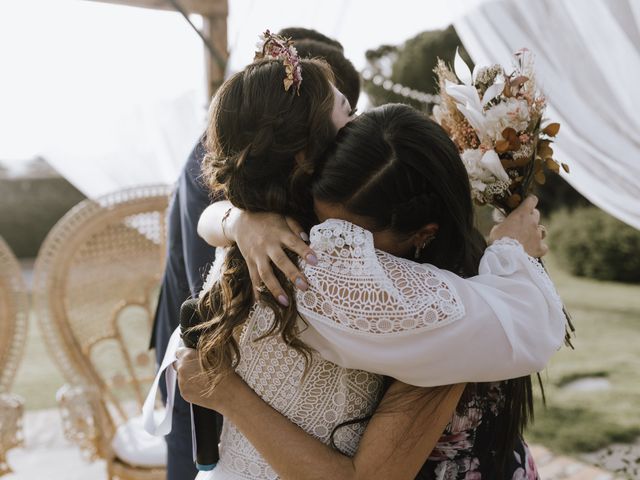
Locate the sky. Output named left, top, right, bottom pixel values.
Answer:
left=0, top=0, right=207, bottom=164
left=0, top=0, right=486, bottom=178
left=225, top=0, right=486, bottom=72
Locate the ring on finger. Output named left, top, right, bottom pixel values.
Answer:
left=539, top=225, right=547, bottom=239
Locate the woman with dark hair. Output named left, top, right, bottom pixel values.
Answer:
left=176, top=104, right=562, bottom=480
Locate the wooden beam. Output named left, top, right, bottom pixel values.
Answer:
left=203, top=11, right=228, bottom=99
left=83, top=0, right=227, bottom=16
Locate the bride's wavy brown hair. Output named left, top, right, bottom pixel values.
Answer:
left=193, top=58, right=336, bottom=389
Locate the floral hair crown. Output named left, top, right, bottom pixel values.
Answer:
left=254, top=30, right=302, bottom=94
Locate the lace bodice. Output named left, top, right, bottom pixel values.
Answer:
left=208, top=304, right=384, bottom=480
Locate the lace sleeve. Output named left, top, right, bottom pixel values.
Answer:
left=298, top=219, right=465, bottom=336
left=485, top=237, right=564, bottom=314
left=296, top=219, right=566, bottom=387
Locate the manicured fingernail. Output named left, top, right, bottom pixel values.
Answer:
left=295, top=277, right=308, bottom=291
left=306, top=253, right=318, bottom=265
left=300, top=232, right=309, bottom=242
left=278, top=295, right=289, bottom=307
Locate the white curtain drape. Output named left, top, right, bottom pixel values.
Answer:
left=454, top=0, right=640, bottom=229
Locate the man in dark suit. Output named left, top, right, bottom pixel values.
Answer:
left=150, top=28, right=360, bottom=480
left=150, top=139, right=216, bottom=479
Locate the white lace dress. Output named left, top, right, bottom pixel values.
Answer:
left=145, top=218, right=565, bottom=480
left=206, top=304, right=384, bottom=479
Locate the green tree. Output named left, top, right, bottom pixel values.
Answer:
left=363, top=25, right=473, bottom=111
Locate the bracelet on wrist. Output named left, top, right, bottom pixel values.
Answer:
left=221, top=207, right=234, bottom=243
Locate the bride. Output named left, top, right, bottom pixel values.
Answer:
left=161, top=32, right=563, bottom=479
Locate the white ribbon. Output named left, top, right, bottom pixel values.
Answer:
left=142, top=326, right=183, bottom=436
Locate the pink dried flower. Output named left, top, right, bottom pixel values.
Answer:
left=254, top=30, right=303, bottom=94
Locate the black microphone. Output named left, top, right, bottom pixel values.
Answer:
left=179, top=298, right=223, bottom=471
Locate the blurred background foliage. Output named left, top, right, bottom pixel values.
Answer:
left=364, top=25, right=473, bottom=110
left=549, top=206, right=640, bottom=283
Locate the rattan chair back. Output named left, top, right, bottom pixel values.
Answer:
left=0, top=236, right=29, bottom=394
left=32, top=185, right=171, bottom=441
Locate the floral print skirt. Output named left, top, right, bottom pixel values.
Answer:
left=414, top=382, right=540, bottom=480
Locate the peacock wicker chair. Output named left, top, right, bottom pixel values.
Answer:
left=0, top=236, right=29, bottom=477
left=32, top=185, right=173, bottom=480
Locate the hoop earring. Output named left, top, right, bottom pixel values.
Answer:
left=414, top=237, right=434, bottom=260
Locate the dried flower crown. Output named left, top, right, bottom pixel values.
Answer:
left=254, top=30, right=303, bottom=94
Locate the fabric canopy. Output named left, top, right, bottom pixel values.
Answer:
left=455, top=0, right=640, bottom=229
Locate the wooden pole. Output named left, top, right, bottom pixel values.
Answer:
left=203, top=1, right=228, bottom=100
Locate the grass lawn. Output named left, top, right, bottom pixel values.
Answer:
left=13, top=311, right=67, bottom=410
left=13, top=306, right=155, bottom=411
left=525, top=255, right=640, bottom=454
left=12, top=250, right=640, bottom=456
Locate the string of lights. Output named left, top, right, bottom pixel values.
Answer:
left=361, top=68, right=440, bottom=106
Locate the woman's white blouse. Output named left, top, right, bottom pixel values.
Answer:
left=296, top=218, right=566, bottom=387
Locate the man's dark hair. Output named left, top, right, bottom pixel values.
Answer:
left=292, top=38, right=360, bottom=109
left=277, top=27, right=344, bottom=52
left=276, top=27, right=359, bottom=107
